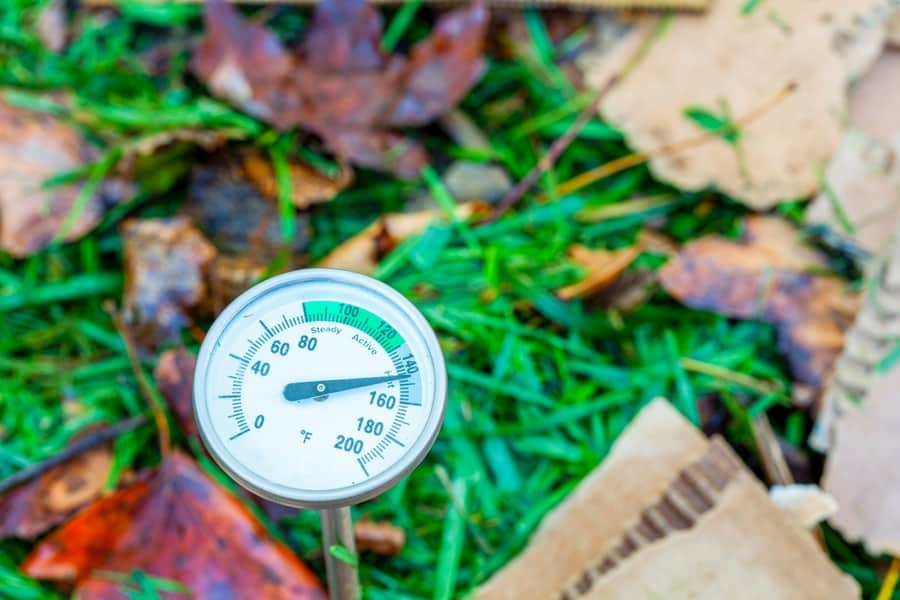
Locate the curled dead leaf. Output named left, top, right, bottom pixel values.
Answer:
left=558, top=244, right=640, bottom=300
left=318, top=202, right=483, bottom=274
left=155, top=349, right=198, bottom=438
left=354, top=520, right=405, bottom=556
left=23, top=451, right=326, bottom=599
left=192, top=0, right=487, bottom=177
left=0, top=99, right=120, bottom=257
left=121, top=217, right=217, bottom=348
left=0, top=438, right=112, bottom=541
left=659, top=216, right=858, bottom=386
left=242, top=153, right=352, bottom=210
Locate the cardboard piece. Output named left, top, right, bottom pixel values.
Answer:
left=474, top=399, right=859, bottom=599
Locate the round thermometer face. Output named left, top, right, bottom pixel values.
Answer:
left=194, top=269, right=447, bottom=508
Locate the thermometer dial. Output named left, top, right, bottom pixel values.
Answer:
left=193, top=269, right=447, bottom=508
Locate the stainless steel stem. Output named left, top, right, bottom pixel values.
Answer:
left=321, top=506, right=359, bottom=600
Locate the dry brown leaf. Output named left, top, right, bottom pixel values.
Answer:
left=0, top=439, right=112, bottom=541
left=318, top=203, right=482, bottom=274
left=0, top=99, right=117, bottom=257
left=659, top=216, right=858, bottom=386
left=354, top=520, right=406, bottom=556
left=155, top=348, right=198, bottom=438
left=806, top=50, right=900, bottom=253
left=242, top=153, right=352, bottom=210
left=473, top=399, right=859, bottom=600
left=579, top=1, right=887, bottom=208
left=557, top=244, right=640, bottom=300
left=121, top=217, right=217, bottom=348
left=824, top=362, right=900, bottom=556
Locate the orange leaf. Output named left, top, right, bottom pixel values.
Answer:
left=23, top=451, right=325, bottom=599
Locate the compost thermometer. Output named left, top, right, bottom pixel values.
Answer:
left=193, top=269, right=447, bottom=599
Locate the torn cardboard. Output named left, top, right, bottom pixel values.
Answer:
left=474, top=399, right=859, bottom=600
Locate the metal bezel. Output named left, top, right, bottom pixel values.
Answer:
left=193, top=268, right=447, bottom=509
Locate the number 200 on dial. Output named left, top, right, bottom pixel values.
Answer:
left=193, top=269, right=447, bottom=508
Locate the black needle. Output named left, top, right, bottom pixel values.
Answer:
left=283, top=375, right=409, bottom=402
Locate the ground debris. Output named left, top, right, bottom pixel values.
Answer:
left=0, top=436, right=112, bottom=541
left=355, top=520, right=406, bottom=556
left=805, top=50, right=900, bottom=254
left=659, top=216, right=859, bottom=387
left=473, top=399, right=858, bottom=599
left=121, top=217, right=217, bottom=349
left=578, top=1, right=890, bottom=209
left=319, top=202, right=484, bottom=274
left=192, top=0, right=487, bottom=177
left=557, top=244, right=639, bottom=301
left=23, top=451, right=326, bottom=599
left=155, top=349, right=198, bottom=438
left=0, top=99, right=123, bottom=257
left=242, top=152, right=352, bottom=210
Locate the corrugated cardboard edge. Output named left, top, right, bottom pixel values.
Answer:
left=581, top=470, right=860, bottom=599
left=475, top=399, right=860, bottom=599
left=559, top=437, right=743, bottom=598
left=472, top=398, right=708, bottom=600
left=810, top=227, right=900, bottom=451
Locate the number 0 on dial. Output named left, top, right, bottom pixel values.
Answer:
left=193, top=269, right=447, bottom=508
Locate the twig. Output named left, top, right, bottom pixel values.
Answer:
left=0, top=416, right=146, bottom=495
left=483, top=17, right=663, bottom=224
left=541, top=81, right=797, bottom=202
left=750, top=413, right=793, bottom=486
left=105, top=301, right=172, bottom=457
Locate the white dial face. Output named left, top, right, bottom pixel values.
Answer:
left=194, top=270, right=446, bottom=508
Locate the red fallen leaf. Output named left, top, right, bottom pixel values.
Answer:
left=659, top=216, right=859, bottom=386
left=23, top=451, right=326, bottom=600
left=192, top=0, right=487, bottom=178
left=154, top=349, right=197, bottom=438
left=0, top=441, right=112, bottom=541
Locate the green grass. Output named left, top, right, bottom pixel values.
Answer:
left=0, top=2, right=896, bottom=599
